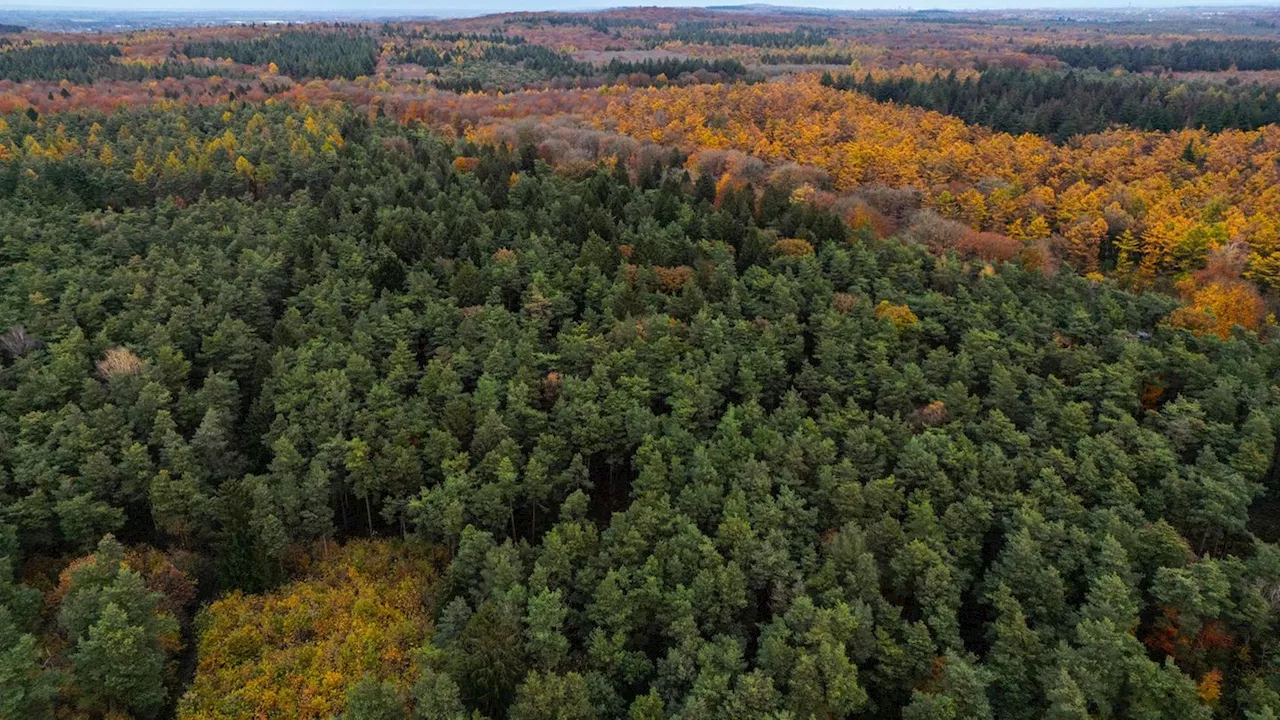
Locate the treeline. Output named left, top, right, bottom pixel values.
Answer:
left=405, top=43, right=587, bottom=78
left=646, top=25, right=834, bottom=49
left=183, top=30, right=377, bottom=80
left=0, top=42, right=119, bottom=82
left=600, top=56, right=747, bottom=80
left=468, top=43, right=586, bottom=77
left=380, top=24, right=527, bottom=44
left=504, top=14, right=660, bottom=31
left=426, top=31, right=526, bottom=45
left=824, top=67, right=1280, bottom=141
left=0, top=41, right=225, bottom=83
left=1031, top=39, right=1280, bottom=72
left=404, top=43, right=747, bottom=91
left=760, top=49, right=857, bottom=65
left=905, top=9, right=987, bottom=23
left=3, top=100, right=1279, bottom=720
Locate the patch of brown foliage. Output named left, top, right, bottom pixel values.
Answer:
left=955, top=230, right=1022, bottom=262
left=771, top=238, right=815, bottom=257
left=97, top=346, right=144, bottom=379
left=655, top=265, right=694, bottom=292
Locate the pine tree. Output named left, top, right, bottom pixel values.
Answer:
left=71, top=602, right=168, bottom=717
left=509, top=671, right=597, bottom=720
left=341, top=675, right=404, bottom=720
left=0, top=605, right=57, bottom=720
left=1042, top=667, right=1090, bottom=720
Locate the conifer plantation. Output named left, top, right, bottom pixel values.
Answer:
left=2, top=8, right=1280, bottom=719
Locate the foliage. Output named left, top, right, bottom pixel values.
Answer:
left=0, top=42, right=120, bottom=81
left=183, top=30, right=377, bottom=79
left=57, top=536, right=182, bottom=717
left=761, top=50, right=858, bottom=65
left=402, top=43, right=746, bottom=91
left=1165, top=280, right=1267, bottom=339
left=647, top=25, right=834, bottom=49
left=0, top=41, right=220, bottom=82
left=179, top=541, right=437, bottom=719
left=1, top=10, right=1280, bottom=720
left=1, top=97, right=1278, bottom=719
left=1032, top=39, right=1280, bottom=72
left=607, top=77, right=1280, bottom=286
left=825, top=67, right=1280, bottom=139
left=0, top=605, right=57, bottom=720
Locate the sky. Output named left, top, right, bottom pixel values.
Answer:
left=5, top=0, right=1278, bottom=14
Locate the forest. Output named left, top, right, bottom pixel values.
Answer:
left=181, top=30, right=378, bottom=80
left=823, top=68, right=1280, bottom=139
left=399, top=42, right=749, bottom=92
left=2, top=7, right=1280, bottom=720
left=0, top=41, right=225, bottom=83
left=640, top=26, right=834, bottom=49
left=1030, top=39, right=1280, bottom=72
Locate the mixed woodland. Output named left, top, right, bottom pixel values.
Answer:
left=2, top=7, right=1280, bottom=720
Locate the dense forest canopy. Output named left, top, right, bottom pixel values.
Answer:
left=0, top=41, right=224, bottom=83
left=397, top=43, right=748, bottom=92
left=0, top=41, right=120, bottom=81
left=823, top=68, right=1280, bottom=140
left=3, top=98, right=1279, bottom=719
left=641, top=25, right=834, bottom=49
left=1031, top=39, right=1280, bottom=72
left=182, top=30, right=378, bottom=80
left=2, top=7, right=1280, bottom=720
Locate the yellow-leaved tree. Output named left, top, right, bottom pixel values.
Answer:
left=178, top=541, right=442, bottom=720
